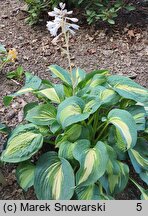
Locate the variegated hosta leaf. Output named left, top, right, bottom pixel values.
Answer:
left=38, top=84, right=65, bottom=104
left=128, top=137, right=148, bottom=174
left=49, top=65, right=72, bottom=86
left=0, top=124, right=43, bottom=163
left=136, top=102, right=148, bottom=117
left=133, top=138, right=148, bottom=157
left=50, top=120, right=61, bottom=134
left=38, top=125, right=51, bottom=137
left=108, top=109, right=137, bottom=150
left=58, top=141, right=76, bottom=162
left=99, top=193, right=114, bottom=200
left=4, top=72, right=42, bottom=106
left=130, top=179, right=148, bottom=200
left=57, top=96, right=89, bottom=129
left=139, top=171, right=148, bottom=185
left=72, top=68, right=86, bottom=87
left=83, top=96, right=101, bottom=114
left=23, top=102, right=38, bottom=118
left=128, top=149, right=148, bottom=174
left=78, top=69, right=109, bottom=88
left=107, top=126, right=127, bottom=161
left=56, top=124, right=90, bottom=147
left=16, top=161, right=35, bottom=191
left=63, top=84, right=73, bottom=97
left=100, top=88, right=120, bottom=105
left=75, top=184, right=100, bottom=200
left=34, top=152, right=75, bottom=200
left=107, top=75, right=148, bottom=103
left=13, top=72, right=42, bottom=96
left=25, top=104, right=56, bottom=125
left=127, top=105, right=146, bottom=131
left=140, top=190, right=148, bottom=200
left=73, top=140, right=108, bottom=186
left=89, top=74, right=107, bottom=88
left=59, top=124, right=83, bottom=143
left=144, top=102, right=148, bottom=116
left=90, top=86, right=120, bottom=106
left=100, top=160, right=129, bottom=194
left=145, top=120, right=148, bottom=134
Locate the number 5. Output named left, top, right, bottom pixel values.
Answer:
left=136, top=203, right=142, bottom=211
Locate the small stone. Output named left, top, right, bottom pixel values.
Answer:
left=2, top=15, right=8, bottom=19
left=12, top=169, right=16, bottom=174
left=128, top=72, right=137, bottom=79
left=18, top=110, right=24, bottom=123
left=7, top=110, right=16, bottom=120
left=88, top=36, right=94, bottom=41
left=32, top=39, right=38, bottom=43
left=18, top=36, right=24, bottom=41
left=18, top=189, right=23, bottom=193
left=102, top=50, right=113, bottom=56
left=11, top=102, right=19, bottom=109
left=23, top=56, right=29, bottom=60
left=70, top=56, right=75, bottom=60
left=20, top=4, right=28, bottom=12
left=110, top=37, right=114, bottom=42
left=0, top=24, right=5, bottom=28
left=71, top=63, right=75, bottom=68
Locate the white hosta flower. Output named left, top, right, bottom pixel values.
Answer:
left=59, top=2, right=65, bottom=10
left=47, top=2, right=79, bottom=40
left=48, top=3, right=73, bottom=18
left=47, top=18, right=61, bottom=37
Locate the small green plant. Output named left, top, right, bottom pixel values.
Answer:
left=24, top=0, right=59, bottom=25
left=6, top=66, right=24, bottom=81
left=0, top=3, right=147, bottom=200
left=79, top=0, right=135, bottom=25
left=0, top=123, right=10, bottom=134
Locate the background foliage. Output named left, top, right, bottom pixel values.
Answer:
left=24, top=0, right=135, bottom=25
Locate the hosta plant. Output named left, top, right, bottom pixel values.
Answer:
left=1, top=66, right=148, bottom=199
left=1, top=3, right=148, bottom=200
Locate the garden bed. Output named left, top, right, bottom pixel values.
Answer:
left=0, top=0, right=148, bottom=199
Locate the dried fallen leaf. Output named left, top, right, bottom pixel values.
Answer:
left=127, top=30, right=135, bottom=39
left=18, top=110, right=24, bottom=123
left=87, top=48, right=96, bottom=54
left=88, top=36, right=94, bottom=42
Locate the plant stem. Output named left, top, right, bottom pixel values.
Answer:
left=88, top=115, right=94, bottom=125
left=96, top=121, right=106, bottom=133
left=93, top=112, right=99, bottom=132
left=99, top=184, right=103, bottom=194
left=0, top=61, right=7, bottom=70
left=82, top=121, right=87, bottom=127
left=63, top=21, right=72, bottom=73
left=62, top=18, right=76, bottom=95
left=95, top=123, right=108, bottom=142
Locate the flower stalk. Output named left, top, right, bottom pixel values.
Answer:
left=47, top=2, right=79, bottom=73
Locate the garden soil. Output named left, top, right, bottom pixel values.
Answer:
left=0, top=0, right=148, bottom=199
